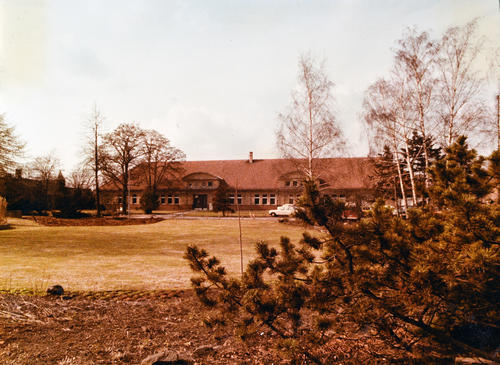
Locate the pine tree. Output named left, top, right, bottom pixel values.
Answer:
left=185, top=137, right=499, bottom=363
left=371, top=145, right=401, bottom=205
left=402, top=131, right=442, bottom=201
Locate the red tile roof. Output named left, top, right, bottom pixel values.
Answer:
left=104, top=157, right=374, bottom=191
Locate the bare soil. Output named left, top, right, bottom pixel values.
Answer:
left=0, top=290, right=286, bottom=365
left=31, top=216, right=165, bottom=226
left=0, top=290, right=455, bottom=365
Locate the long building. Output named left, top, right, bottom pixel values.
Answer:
left=102, top=153, right=375, bottom=212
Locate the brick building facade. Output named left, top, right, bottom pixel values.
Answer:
left=102, top=154, right=375, bottom=212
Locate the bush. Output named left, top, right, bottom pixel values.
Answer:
left=213, top=181, right=232, bottom=216
left=140, top=188, right=159, bottom=214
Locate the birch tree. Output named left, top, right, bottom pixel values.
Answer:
left=365, top=80, right=406, bottom=211
left=395, top=28, right=438, bottom=188
left=277, top=54, right=345, bottom=180
left=436, top=20, right=488, bottom=147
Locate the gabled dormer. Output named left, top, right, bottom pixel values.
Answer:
left=183, top=172, right=222, bottom=189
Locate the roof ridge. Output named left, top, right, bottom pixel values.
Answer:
left=182, top=156, right=370, bottom=163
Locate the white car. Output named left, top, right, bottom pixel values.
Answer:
left=268, top=204, right=297, bottom=217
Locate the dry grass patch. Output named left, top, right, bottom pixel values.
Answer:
left=0, top=217, right=313, bottom=292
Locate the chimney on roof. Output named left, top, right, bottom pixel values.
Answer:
left=249, top=151, right=253, bottom=163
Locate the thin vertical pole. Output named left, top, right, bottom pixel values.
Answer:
left=496, top=94, right=499, bottom=150
left=128, top=168, right=131, bottom=219
left=236, top=181, right=243, bottom=277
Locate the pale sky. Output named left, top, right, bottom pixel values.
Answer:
left=0, top=0, right=499, bottom=173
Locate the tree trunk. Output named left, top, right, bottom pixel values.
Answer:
left=403, top=141, right=418, bottom=206
left=122, top=167, right=128, bottom=215
left=393, top=176, right=400, bottom=217
left=95, top=170, right=101, bottom=217
left=417, top=95, right=430, bottom=192
left=393, top=144, right=408, bottom=215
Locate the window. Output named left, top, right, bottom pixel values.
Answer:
left=132, top=194, right=137, bottom=204
left=292, top=180, right=298, bottom=187
left=270, top=194, right=276, bottom=205
left=167, top=195, right=173, bottom=204
left=254, top=194, right=260, bottom=205
left=174, top=196, right=179, bottom=204
left=262, top=194, right=268, bottom=205
left=117, top=196, right=122, bottom=204
left=289, top=197, right=294, bottom=204
left=207, top=181, right=213, bottom=187
left=160, top=194, right=165, bottom=204
left=229, top=194, right=242, bottom=205
left=339, top=194, right=346, bottom=201
left=285, top=181, right=291, bottom=187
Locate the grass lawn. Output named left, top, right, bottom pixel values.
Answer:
left=0, top=217, right=314, bottom=292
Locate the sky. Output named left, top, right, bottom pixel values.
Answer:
left=0, top=0, right=499, bottom=174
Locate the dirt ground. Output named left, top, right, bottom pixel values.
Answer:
left=0, top=290, right=457, bottom=365
left=0, top=290, right=296, bottom=365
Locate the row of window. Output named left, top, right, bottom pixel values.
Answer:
left=120, top=194, right=180, bottom=205
left=187, top=181, right=213, bottom=188
left=122, top=192, right=347, bottom=206
left=253, top=193, right=276, bottom=205
left=160, top=194, right=180, bottom=204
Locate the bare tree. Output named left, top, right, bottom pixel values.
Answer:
left=29, top=153, right=60, bottom=184
left=83, top=106, right=104, bottom=217
left=28, top=153, right=60, bottom=210
left=136, top=129, right=185, bottom=213
left=436, top=20, right=489, bottom=147
left=395, top=28, right=438, bottom=189
left=364, top=78, right=410, bottom=212
left=68, top=165, right=92, bottom=189
left=0, top=115, right=24, bottom=175
left=277, top=54, right=345, bottom=180
left=99, top=123, right=145, bottom=215
left=139, top=129, right=185, bottom=193
left=486, top=47, right=500, bottom=149
left=365, top=21, right=493, bottom=209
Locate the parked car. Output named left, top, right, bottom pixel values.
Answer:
left=268, top=204, right=297, bottom=217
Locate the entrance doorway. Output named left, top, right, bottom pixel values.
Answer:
left=193, top=194, right=208, bottom=209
